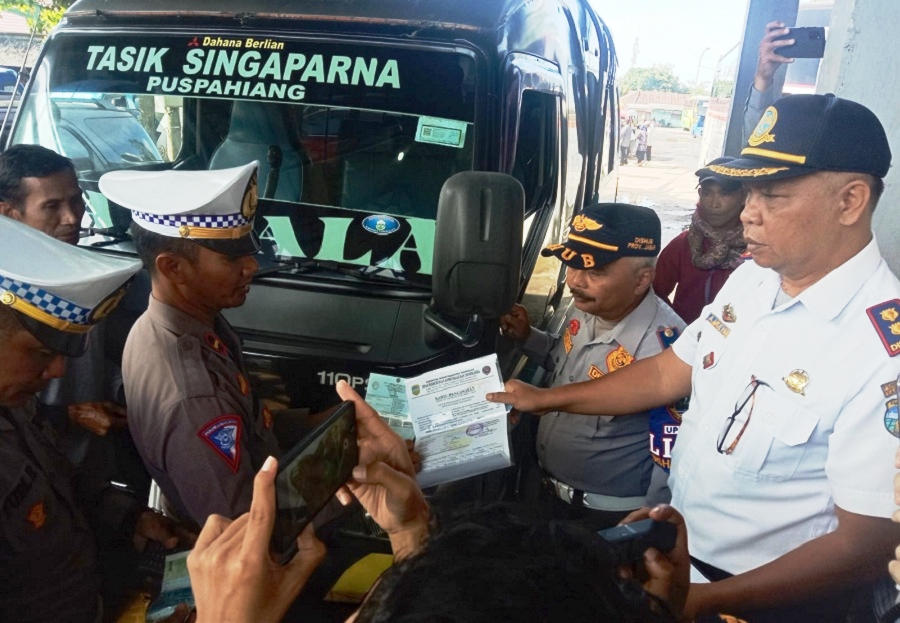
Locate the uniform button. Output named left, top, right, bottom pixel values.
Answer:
left=764, top=414, right=774, bottom=424
left=759, top=322, right=769, bottom=331
left=181, top=341, right=193, bottom=351
left=568, top=375, right=574, bottom=382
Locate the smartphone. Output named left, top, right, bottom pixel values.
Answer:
left=597, top=518, right=677, bottom=564
left=271, top=400, right=358, bottom=564
left=774, top=26, right=826, bottom=58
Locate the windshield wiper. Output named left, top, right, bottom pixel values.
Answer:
left=80, top=226, right=131, bottom=247
left=255, top=257, right=419, bottom=286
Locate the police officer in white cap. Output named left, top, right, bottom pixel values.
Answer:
left=0, top=217, right=187, bottom=622
left=100, top=162, right=281, bottom=527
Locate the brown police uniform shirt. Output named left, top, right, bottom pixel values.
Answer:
left=123, top=295, right=281, bottom=525
left=0, top=405, right=102, bottom=623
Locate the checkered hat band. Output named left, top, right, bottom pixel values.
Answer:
left=133, top=211, right=248, bottom=229
left=0, top=275, right=91, bottom=324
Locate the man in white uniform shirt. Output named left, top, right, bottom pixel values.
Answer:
left=487, top=93, right=900, bottom=622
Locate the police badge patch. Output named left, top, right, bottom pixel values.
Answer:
left=198, top=415, right=242, bottom=472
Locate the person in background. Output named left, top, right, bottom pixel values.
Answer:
left=487, top=94, right=900, bottom=622
left=636, top=124, right=649, bottom=166
left=742, top=21, right=795, bottom=143
left=620, top=119, right=635, bottom=166
left=653, top=156, right=747, bottom=324
left=0, top=144, right=149, bottom=495
left=187, top=380, right=692, bottom=623
left=500, top=203, right=684, bottom=525
left=0, top=216, right=188, bottom=623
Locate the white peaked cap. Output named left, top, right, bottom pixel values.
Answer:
left=0, top=215, right=141, bottom=335
left=98, top=162, right=259, bottom=248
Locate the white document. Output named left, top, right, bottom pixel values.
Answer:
left=366, top=373, right=415, bottom=440
left=404, top=353, right=511, bottom=488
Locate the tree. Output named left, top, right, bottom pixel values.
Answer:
left=711, top=78, right=735, bottom=99
left=621, top=64, right=689, bottom=94
left=0, top=0, right=73, bottom=35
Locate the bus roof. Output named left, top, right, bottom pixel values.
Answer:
left=64, top=0, right=534, bottom=34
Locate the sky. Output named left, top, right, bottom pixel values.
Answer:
left=593, top=0, right=750, bottom=86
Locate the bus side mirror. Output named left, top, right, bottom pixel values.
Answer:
left=426, top=172, right=523, bottom=346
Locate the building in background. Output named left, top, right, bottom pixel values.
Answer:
left=620, top=90, right=687, bottom=128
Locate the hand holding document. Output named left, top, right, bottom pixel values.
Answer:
left=366, top=354, right=511, bottom=488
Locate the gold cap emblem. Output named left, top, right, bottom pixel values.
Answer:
left=571, top=214, right=602, bottom=233
left=0, top=291, right=15, bottom=306
left=783, top=369, right=809, bottom=396
left=748, top=106, right=778, bottom=147
left=241, top=172, right=258, bottom=220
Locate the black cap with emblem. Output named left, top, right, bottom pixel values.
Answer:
left=541, top=203, right=661, bottom=270
left=710, top=94, right=891, bottom=181
left=695, top=156, right=743, bottom=192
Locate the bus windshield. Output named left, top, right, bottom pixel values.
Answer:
left=13, top=33, right=477, bottom=282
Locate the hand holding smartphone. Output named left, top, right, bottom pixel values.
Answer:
left=597, top=518, right=677, bottom=565
left=270, top=401, right=358, bottom=564
left=773, top=26, right=826, bottom=59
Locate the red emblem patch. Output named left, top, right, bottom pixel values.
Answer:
left=702, top=352, right=715, bottom=369
left=204, top=332, right=229, bottom=358
left=866, top=300, right=900, bottom=357
left=568, top=318, right=581, bottom=336
left=27, top=502, right=46, bottom=530
left=262, top=406, right=273, bottom=429
left=198, top=415, right=242, bottom=472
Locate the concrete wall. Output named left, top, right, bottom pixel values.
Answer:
left=816, top=0, right=900, bottom=274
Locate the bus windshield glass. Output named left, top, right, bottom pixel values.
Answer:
left=13, top=33, right=477, bottom=282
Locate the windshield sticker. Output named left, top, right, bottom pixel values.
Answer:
left=85, top=42, right=400, bottom=103
left=362, top=215, right=401, bottom=236
left=259, top=216, right=435, bottom=275
left=415, top=116, right=467, bottom=148
left=58, top=35, right=475, bottom=121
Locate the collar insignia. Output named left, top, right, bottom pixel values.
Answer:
left=204, top=331, right=229, bottom=359
left=27, top=502, right=46, bottom=530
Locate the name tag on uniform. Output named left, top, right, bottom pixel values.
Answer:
left=705, top=313, right=731, bottom=338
